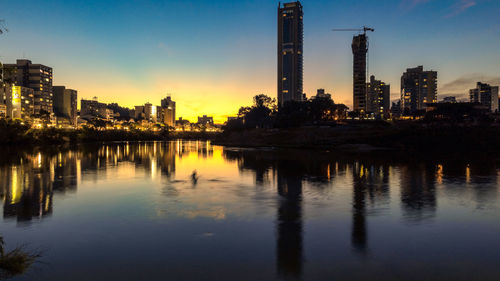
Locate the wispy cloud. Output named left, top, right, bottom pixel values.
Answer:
left=445, top=0, right=476, bottom=18
left=440, top=74, right=500, bottom=95
left=400, top=0, right=432, bottom=10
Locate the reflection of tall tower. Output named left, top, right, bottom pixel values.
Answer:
left=352, top=34, right=368, bottom=113
left=351, top=163, right=367, bottom=254
left=276, top=167, right=303, bottom=279
left=160, top=142, right=176, bottom=177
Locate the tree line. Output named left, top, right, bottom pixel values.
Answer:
left=224, top=94, right=348, bottom=131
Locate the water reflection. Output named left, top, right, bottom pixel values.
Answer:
left=0, top=142, right=499, bottom=280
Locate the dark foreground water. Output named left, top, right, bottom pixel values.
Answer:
left=0, top=141, right=499, bottom=281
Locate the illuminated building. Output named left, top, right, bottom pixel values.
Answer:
left=352, top=34, right=368, bottom=113
left=401, top=66, right=438, bottom=115
left=3, top=59, right=53, bottom=115
left=81, top=98, right=107, bottom=120
left=0, top=104, right=6, bottom=118
left=366, top=75, right=390, bottom=118
left=5, top=85, right=34, bottom=119
left=198, top=115, right=214, bottom=125
left=160, top=96, right=176, bottom=127
left=277, top=1, right=304, bottom=108
left=144, top=103, right=158, bottom=123
left=53, top=86, right=78, bottom=125
left=469, top=82, right=499, bottom=112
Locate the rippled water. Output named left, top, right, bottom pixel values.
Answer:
left=0, top=141, right=499, bottom=281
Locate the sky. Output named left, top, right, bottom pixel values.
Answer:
left=1, top=0, right=499, bottom=123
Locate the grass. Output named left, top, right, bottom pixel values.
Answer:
left=0, top=237, right=41, bottom=279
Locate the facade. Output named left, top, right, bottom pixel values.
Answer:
left=400, top=66, right=437, bottom=115
left=160, top=96, right=176, bottom=127
left=53, top=86, right=78, bottom=125
left=198, top=115, right=214, bottom=125
left=3, top=59, right=53, bottom=115
left=97, top=107, right=114, bottom=121
left=366, top=75, right=390, bottom=118
left=0, top=104, right=6, bottom=118
left=4, top=85, right=34, bottom=119
left=277, top=1, right=304, bottom=107
left=134, top=106, right=145, bottom=120
left=352, top=34, right=368, bottom=113
left=143, top=103, right=158, bottom=123
left=81, top=98, right=107, bottom=120
left=469, top=82, right=499, bottom=112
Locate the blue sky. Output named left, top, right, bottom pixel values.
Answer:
left=1, top=0, right=499, bottom=121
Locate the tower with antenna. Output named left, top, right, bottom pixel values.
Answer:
left=332, top=26, right=374, bottom=113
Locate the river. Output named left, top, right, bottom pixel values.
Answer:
left=1, top=141, right=499, bottom=281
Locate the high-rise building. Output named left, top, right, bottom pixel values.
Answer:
left=352, top=34, right=368, bottom=113
left=160, top=96, right=176, bottom=127
left=53, top=86, right=78, bottom=125
left=143, top=103, right=158, bottom=123
left=277, top=1, right=304, bottom=108
left=3, top=59, right=53, bottom=115
left=4, top=85, right=34, bottom=119
left=469, top=82, right=499, bottom=112
left=400, top=66, right=437, bottom=114
left=366, top=75, right=390, bottom=118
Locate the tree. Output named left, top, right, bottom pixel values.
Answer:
left=239, top=94, right=276, bottom=129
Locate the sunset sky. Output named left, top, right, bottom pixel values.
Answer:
left=1, top=0, right=499, bottom=123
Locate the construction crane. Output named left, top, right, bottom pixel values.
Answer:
left=332, top=26, right=375, bottom=113
left=331, top=26, right=374, bottom=34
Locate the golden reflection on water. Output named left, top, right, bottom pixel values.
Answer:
left=0, top=141, right=498, bottom=225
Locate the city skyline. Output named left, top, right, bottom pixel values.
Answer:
left=1, top=0, right=499, bottom=122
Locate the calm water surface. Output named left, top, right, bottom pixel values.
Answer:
left=0, top=141, right=499, bottom=281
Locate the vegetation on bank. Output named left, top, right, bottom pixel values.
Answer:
left=224, top=94, right=348, bottom=131
left=0, top=237, right=40, bottom=280
left=216, top=94, right=500, bottom=154
left=0, top=119, right=218, bottom=145
left=216, top=124, right=500, bottom=155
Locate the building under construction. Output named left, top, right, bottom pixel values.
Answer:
left=352, top=34, right=368, bottom=113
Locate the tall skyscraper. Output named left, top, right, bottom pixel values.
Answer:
left=277, top=1, right=303, bottom=108
left=3, top=59, right=53, bottom=115
left=53, top=86, right=78, bottom=125
left=352, top=34, right=368, bottom=113
left=366, top=75, right=390, bottom=118
left=469, top=82, right=499, bottom=112
left=401, top=66, right=437, bottom=114
left=160, top=96, right=176, bottom=127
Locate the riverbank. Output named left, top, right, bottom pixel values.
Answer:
left=0, top=121, right=219, bottom=146
left=214, top=123, right=500, bottom=155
